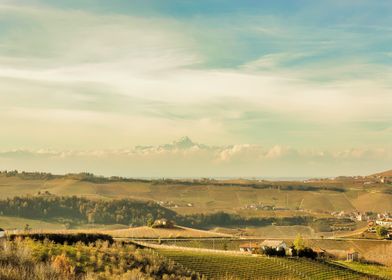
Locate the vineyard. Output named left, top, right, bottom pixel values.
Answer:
left=157, top=238, right=392, bottom=266
left=156, top=248, right=380, bottom=280
left=335, top=261, right=392, bottom=279
left=159, top=238, right=253, bottom=251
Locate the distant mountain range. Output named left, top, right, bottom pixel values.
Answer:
left=135, top=136, right=209, bottom=151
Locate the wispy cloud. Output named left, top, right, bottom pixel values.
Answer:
left=0, top=1, right=391, bottom=176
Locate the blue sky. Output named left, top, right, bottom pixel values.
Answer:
left=0, top=0, right=391, bottom=176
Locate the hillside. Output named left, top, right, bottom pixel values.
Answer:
left=0, top=195, right=177, bottom=227
left=0, top=171, right=391, bottom=240
left=106, top=225, right=231, bottom=239
left=1, top=172, right=392, bottom=213
left=372, top=169, right=392, bottom=177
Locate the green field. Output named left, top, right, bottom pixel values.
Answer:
left=335, top=261, right=392, bottom=279
left=0, top=216, right=66, bottom=230
left=213, top=225, right=317, bottom=238
left=156, top=249, right=375, bottom=280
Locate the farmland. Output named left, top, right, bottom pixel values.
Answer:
left=1, top=172, right=392, bottom=215
left=335, top=261, right=392, bottom=279
left=0, top=171, right=390, bottom=241
left=105, top=225, right=231, bottom=239
left=14, top=232, right=388, bottom=264
left=213, top=225, right=317, bottom=238
left=2, top=230, right=388, bottom=279
left=141, top=238, right=392, bottom=267
left=156, top=248, right=375, bottom=279
left=3, top=227, right=392, bottom=279
left=0, top=171, right=392, bottom=279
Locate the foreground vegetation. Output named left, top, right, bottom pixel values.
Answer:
left=0, top=238, right=200, bottom=280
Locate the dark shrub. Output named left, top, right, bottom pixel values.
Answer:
left=9, top=233, right=113, bottom=245
left=297, top=247, right=317, bottom=259
left=262, top=246, right=286, bottom=257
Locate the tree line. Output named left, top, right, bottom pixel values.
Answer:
left=0, top=195, right=314, bottom=228
left=0, top=195, right=176, bottom=226
left=1, top=170, right=345, bottom=192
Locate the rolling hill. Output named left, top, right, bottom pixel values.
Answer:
left=1, top=172, right=392, bottom=214
left=371, top=169, right=392, bottom=177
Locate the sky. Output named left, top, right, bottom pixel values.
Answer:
left=0, top=0, right=392, bottom=177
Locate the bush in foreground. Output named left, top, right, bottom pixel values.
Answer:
left=0, top=239, right=200, bottom=280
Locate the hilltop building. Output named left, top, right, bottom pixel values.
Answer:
left=239, top=240, right=287, bottom=253
left=151, top=219, right=175, bottom=228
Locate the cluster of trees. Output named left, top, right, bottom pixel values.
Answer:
left=64, top=173, right=150, bottom=184
left=0, top=196, right=176, bottom=226
left=290, top=234, right=318, bottom=259
left=0, top=170, right=57, bottom=180
left=153, top=178, right=345, bottom=193
left=0, top=170, right=150, bottom=184
left=376, top=226, right=389, bottom=239
left=261, top=247, right=286, bottom=257
left=10, top=233, right=114, bottom=245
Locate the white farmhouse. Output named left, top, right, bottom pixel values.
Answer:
left=260, top=240, right=287, bottom=251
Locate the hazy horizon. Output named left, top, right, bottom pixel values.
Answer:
left=1, top=1, right=392, bottom=177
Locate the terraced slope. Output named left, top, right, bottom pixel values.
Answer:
left=157, top=249, right=377, bottom=280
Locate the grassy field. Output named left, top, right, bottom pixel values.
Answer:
left=0, top=216, right=67, bottom=231
left=0, top=215, right=134, bottom=232
left=156, top=248, right=375, bottom=279
left=213, top=225, right=317, bottom=238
